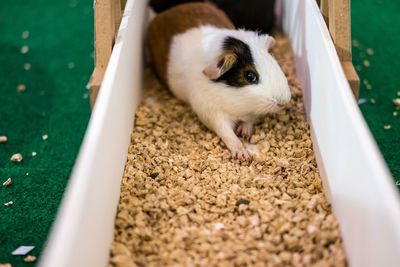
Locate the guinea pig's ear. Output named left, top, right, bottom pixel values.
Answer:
left=202, top=52, right=237, bottom=79
left=265, top=35, right=276, bottom=50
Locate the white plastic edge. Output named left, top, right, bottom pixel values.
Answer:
left=38, top=0, right=148, bottom=266
left=282, top=1, right=400, bottom=266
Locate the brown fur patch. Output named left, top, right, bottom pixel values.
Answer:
left=147, top=3, right=235, bottom=86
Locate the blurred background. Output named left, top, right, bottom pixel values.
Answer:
left=0, top=0, right=399, bottom=266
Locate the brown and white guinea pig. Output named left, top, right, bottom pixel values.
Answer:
left=147, top=2, right=290, bottom=161
left=149, top=0, right=276, bottom=33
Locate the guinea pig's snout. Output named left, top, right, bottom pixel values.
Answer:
left=275, top=101, right=288, bottom=109
left=276, top=102, right=286, bottom=108
left=274, top=95, right=291, bottom=108
left=277, top=86, right=292, bottom=107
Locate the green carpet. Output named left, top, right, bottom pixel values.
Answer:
left=351, top=0, right=400, bottom=186
left=0, top=0, right=399, bottom=266
left=0, top=0, right=92, bottom=266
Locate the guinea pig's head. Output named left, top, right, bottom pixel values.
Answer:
left=202, top=31, right=291, bottom=115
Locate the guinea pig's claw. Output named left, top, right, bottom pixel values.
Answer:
left=233, top=149, right=253, bottom=162
left=236, top=122, right=252, bottom=140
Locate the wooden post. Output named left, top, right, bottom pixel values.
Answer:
left=323, top=0, right=359, bottom=98
left=121, top=0, right=127, bottom=12
left=328, top=0, right=351, bottom=61
left=341, top=61, right=359, bottom=98
left=113, top=0, right=122, bottom=40
left=89, top=68, right=106, bottom=107
left=89, top=0, right=117, bottom=108
left=320, top=0, right=329, bottom=26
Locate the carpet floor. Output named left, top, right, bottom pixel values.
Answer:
left=0, top=0, right=92, bottom=266
left=351, top=0, right=400, bottom=185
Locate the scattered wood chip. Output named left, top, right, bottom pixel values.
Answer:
left=0, top=263, right=12, bottom=267
left=24, top=63, right=31, bottom=70
left=393, top=98, right=400, bottom=108
left=24, top=256, right=36, bottom=262
left=68, top=62, right=75, bottom=69
left=370, top=98, right=376, bottom=104
left=397, top=91, right=400, bottom=97
left=10, top=153, right=23, bottom=162
left=352, top=39, right=359, bottom=47
left=4, top=201, right=13, bottom=206
left=384, top=125, right=391, bottom=130
left=32, top=152, right=37, bottom=156
left=20, top=46, right=29, bottom=54
left=363, top=60, right=370, bottom=67
left=393, top=111, right=397, bottom=116
left=42, top=134, right=48, bottom=140
left=3, top=178, right=12, bottom=186
left=366, top=48, right=374, bottom=55
left=17, top=84, right=26, bottom=92
left=0, top=136, right=7, bottom=143
left=21, top=30, right=30, bottom=39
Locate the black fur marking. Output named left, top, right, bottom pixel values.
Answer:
left=215, top=36, right=259, bottom=87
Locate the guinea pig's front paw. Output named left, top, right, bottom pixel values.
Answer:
left=232, top=147, right=253, bottom=162
left=235, top=121, right=253, bottom=140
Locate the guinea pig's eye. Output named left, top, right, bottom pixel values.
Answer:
left=244, top=71, right=258, bottom=84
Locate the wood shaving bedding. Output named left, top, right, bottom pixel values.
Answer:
left=109, top=34, right=347, bottom=267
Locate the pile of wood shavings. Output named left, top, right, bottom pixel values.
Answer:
left=109, top=35, right=347, bottom=267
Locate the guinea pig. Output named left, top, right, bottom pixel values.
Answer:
left=149, top=0, right=276, bottom=33
left=147, top=3, right=291, bottom=161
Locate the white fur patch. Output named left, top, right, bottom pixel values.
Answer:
left=166, top=25, right=291, bottom=157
